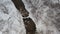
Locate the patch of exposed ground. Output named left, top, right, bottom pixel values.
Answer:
left=12, top=0, right=36, bottom=34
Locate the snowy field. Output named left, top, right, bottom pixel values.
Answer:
left=0, top=0, right=26, bottom=34
left=22, top=0, right=60, bottom=34
left=0, top=0, right=60, bottom=34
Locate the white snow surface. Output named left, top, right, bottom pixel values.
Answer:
left=22, top=0, right=60, bottom=34
left=0, top=0, right=26, bottom=34
left=0, top=0, right=60, bottom=34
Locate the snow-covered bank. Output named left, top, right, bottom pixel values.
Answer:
left=22, top=0, right=60, bottom=34
left=0, top=0, right=60, bottom=34
left=0, top=0, right=26, bottom=34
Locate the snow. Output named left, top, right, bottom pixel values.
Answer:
left=0, top=0, right=60, bottom=34
left=0, top=31, right=2, bottom=34
left=22, top=0, right=60, bottom=34
left=0, top=0, right=26, bottom=34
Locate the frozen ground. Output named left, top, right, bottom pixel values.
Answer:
left=0, top=0, right=60, bottom=34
